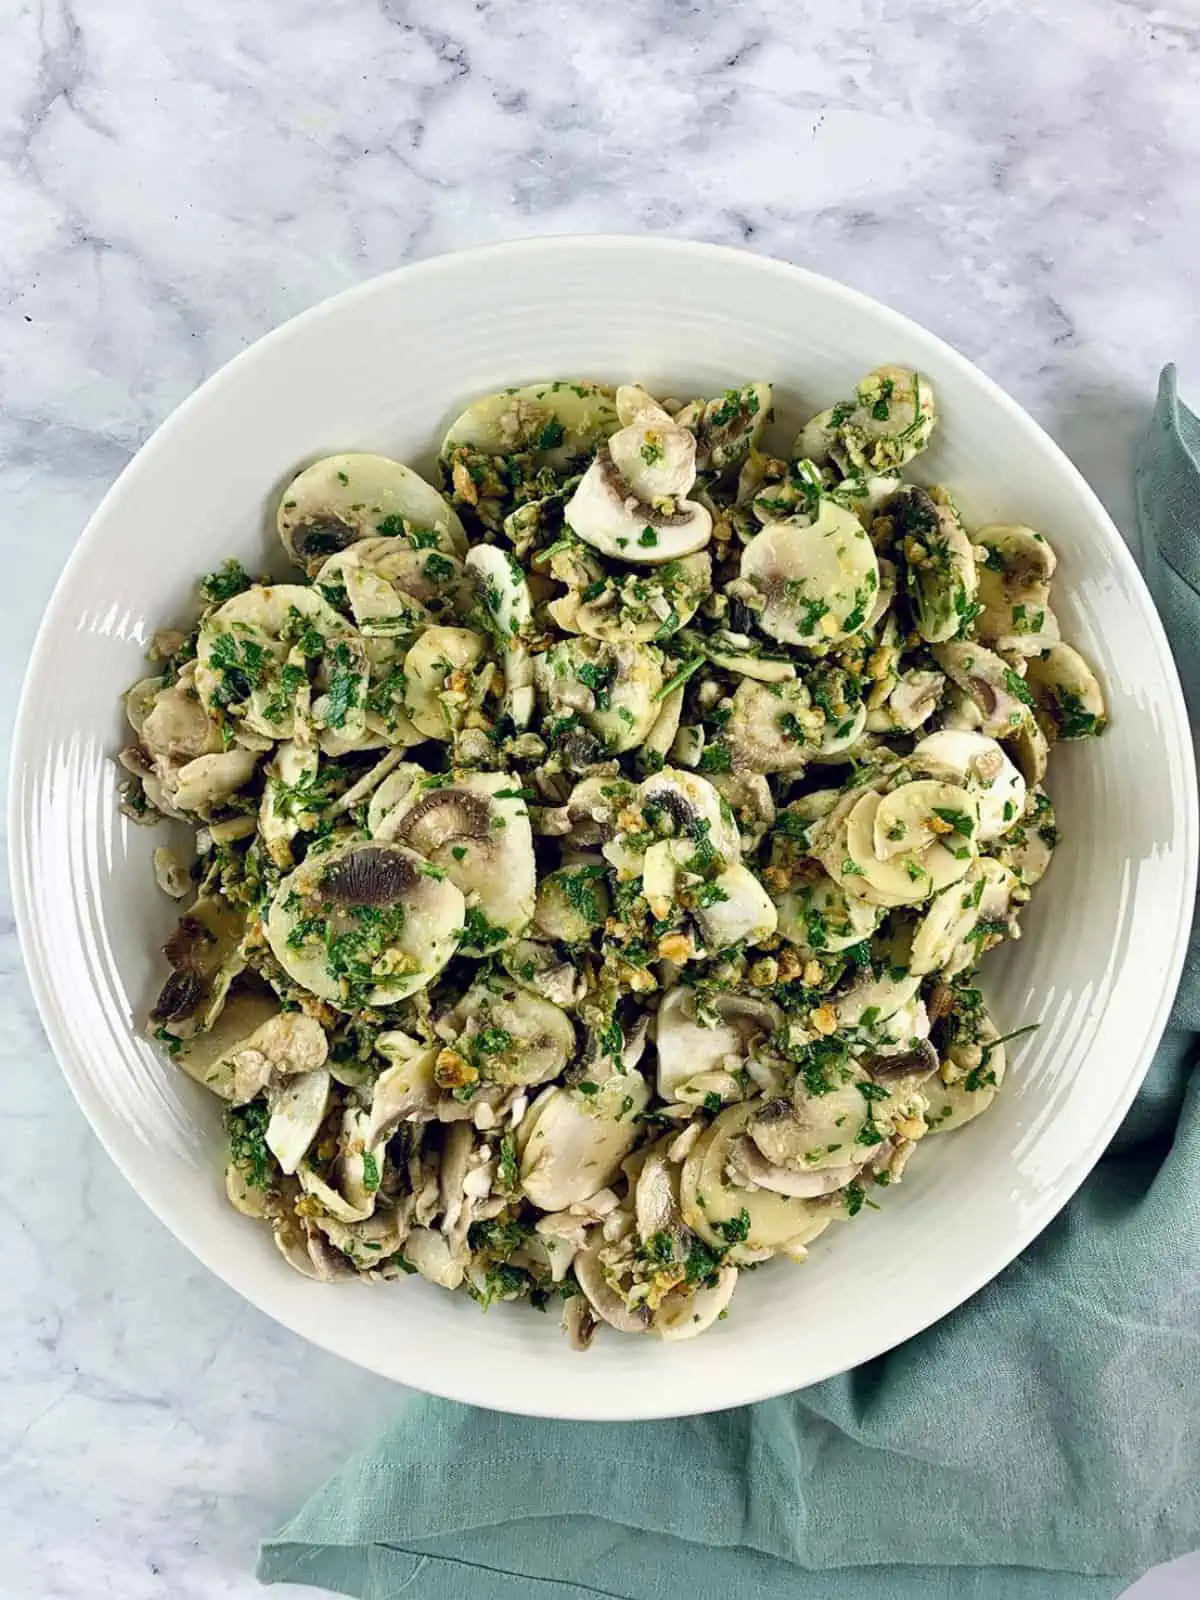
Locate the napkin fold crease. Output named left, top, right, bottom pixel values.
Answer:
left=259, top=366, right=1200, bottom=1600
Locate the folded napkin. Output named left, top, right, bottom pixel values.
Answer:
left=259, top=367, right=1200, bottom=1600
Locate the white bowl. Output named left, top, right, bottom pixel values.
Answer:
left=10, top=238, right=1196, bottom=1420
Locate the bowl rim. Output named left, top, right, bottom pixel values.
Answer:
left=10, top=234, right=1198, bottom=1417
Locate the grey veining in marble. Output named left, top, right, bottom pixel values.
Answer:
left=2, top=1, right=1199, bottom=1595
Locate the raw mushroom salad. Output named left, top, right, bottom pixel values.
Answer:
left=120, top=370, right=1106, bottom=1348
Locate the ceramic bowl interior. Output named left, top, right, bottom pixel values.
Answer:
left=11, top=238, right=1196, bottom=1419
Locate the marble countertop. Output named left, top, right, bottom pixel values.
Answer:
left=2, top=1, right=1199, bottom=1595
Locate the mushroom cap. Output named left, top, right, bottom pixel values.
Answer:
left=278, top=452, right=466, bottom=567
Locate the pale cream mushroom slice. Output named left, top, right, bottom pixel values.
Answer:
left=737, top=501, right=880, bottom=648
left=653, top=986, right=781, bottom=1104
left=166, top=747, right=260, bottom=815
left=925, top=1014, right=1009, bottom=1133
left=265, top=1068, right=333, bottom=1175
left=909, top=860, right=986, bottom=977
left=137, top=664, right=224, bottom=763
left=910, top=729, right=1026, bottom=842
left=932, top=640, right=1037, bottom=741
left=173, top=991, right=329, bottom=1104
left=822, top=788, right=971, bottom=909
left=372, top=769, right=536, bottom=951
left=404, top=1225, right=467, bottom=1290
left=693, top=862, right=778, bottom=953
left=795, top=366, right=937, bottom=474
left=265, top=837, right=465, bottom=1007
left=548, top=551, right=711, bottom=645
left=878, top=669, right=945, bottom=735
left=973, top=523, right=1060, bottom=653
left=437, top=975, right=576, bottom=1088
left=834, top=966, right=923, bottom=1030
left=994, top=788, right=1058, bottom=888
left=533, top=859, right=610, bottom=944
left=501, top=940, right=588, bottom=1009
left=774, top=870, right=883, bottom=955
left=319, top=537, right=474, bottom=627
left=195, top=584, right=367, bottom=744
left=312, top=544, right=436, bottom=639
left=725, top=677, right=817, bottom=774
left=745, top=1079, right=874, bottom=1172
left=572, top=1246, right=653, bottom=1336
left=441, top=380, right=618, bottom=465
left=887, top=486, right=978, bottom=645
left=606, top=388, right=701, bottom=502
left=402, top=625, right=488, bottom=740
left=872, top=779, right=980, bottom=864
left=1022, top=643, right=1108, bottom=741
left=519, top=1071, right=650, bottom=1211
left=564, top=451, right=713, bottom=565
left=678, top=382, right=772, bottom=476
left=363, top=1044, right=441, bottom=1143
left=277, top=452, right=466, bottom=568
left=680, top=1103, right=831, bottom=1256
left=655, top=1264, right=739, bottom=1341
left=149, top=894, right=249, bottom=1040
left=535, top=638, right=665, bottom=756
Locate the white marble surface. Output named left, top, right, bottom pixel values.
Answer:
left=2, top=1, right=1199, bottom=1595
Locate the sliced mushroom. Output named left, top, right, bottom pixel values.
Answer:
left=139, top=667, right=224, bottom=763
left=519, top=1072, right=649, bottom=1210
left=572, top=1246, right=653, bottom=1335
left=363, top=1044, right=440, bottom=1143
left=889, top=487, right=977, bottom=645
left=774, top=870, right=882, bottom=954
left=738, top=501, right=879, bottom=648
left=438, top=975, right=576, bottom=1087
left=266, top=837, right=465, bottom=1007
left=729, top=1138, right=860, bottom=1198
left=796, top=366, right=937, bottom=474
left=932, top=641, right=1036, bottom=741
left=549, top=551, right=711, bottom=644
left=174, top=992, right=329, bottom=1104
left=925, top=1014, right=1009, bottom=1133
left=607, top=389, right=702, bottom=502
left=654, top=987, right=781, bottom=1103
left=909, top=861, right=985, bottom=977
left=278, top=453, right=466, bottom=568
left=151, top=894, right=249, bottom=1038
left=167, top=747, right=260, bottom=814
left=564, top=446, right=712, bottom=564
left=884, top=669, right=945, bottom=733
left=535, top=638, right=665, bottom=755
left=994, top=788, right=1058, bottom=887
left=466, top=543, right=533, bottom=643
left=319, top=537, right=474, bottom=626
left=973, top=524, right=1060, bottom=654
left=402, top=626, right=487, bottom=741
left=195, top=584, right=364, bottom=743
left=725, top=678, right=817, bottom=774
left=441, top=380, right=618, bottom=464
left=265, top=1068, right=332, bottom=1175
left=693, top=862, right=778, bottom=952
left=534, top=861, right=610, bottom=944
left=655, top=1264, right=739, bottom=1341
left=822, top=786, right=973, bottom=908
left=680, top=1103, right=831, bottom=1254
left=746, top=1080, right=872, bottom=1171
left=1022, top=643, right=1108, bottom=740
left=501, top=939, right=588, bottom=1008
left=910, top=729, right=1026, bottom=841
left=680, top=382, right=772, bottom=477
left=373, top=770, right=536, bottom=951
left=403, top=1225, right=467, bottom=1289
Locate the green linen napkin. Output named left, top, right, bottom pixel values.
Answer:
left=259, top=366, right=1200, bottom=1600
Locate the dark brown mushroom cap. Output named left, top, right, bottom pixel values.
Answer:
left=320, top=846, right=420, bottom=907
left=150, top=969, right=205, bottom=1024
left=392, top=788, right=492, bottom=854
left=291, top=517, right=358, bottom=560
left=864, top=1039, right=938, bottom=1080
left=162, top=914, right=214, bottom=973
